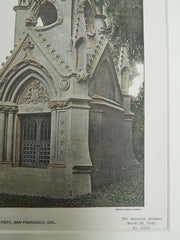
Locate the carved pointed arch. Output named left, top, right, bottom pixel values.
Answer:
left=1, top=60, right=56, bottom=103
left=75, top=37, right=87, bottom=72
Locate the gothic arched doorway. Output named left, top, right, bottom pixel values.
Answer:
left=20, top=113, right=51, bottom=168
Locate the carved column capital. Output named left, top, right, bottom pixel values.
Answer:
left=48, top=100, right=69, bottom=110
left=49, top=97, right=92, bottom=110
left=76, top=71, right=90, bottom=83
left=0, top=104, right=18, bottom=113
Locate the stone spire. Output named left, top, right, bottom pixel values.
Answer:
left=117, top=42, right=130, bottom=94
left=118, top=42, right=129, bottom=69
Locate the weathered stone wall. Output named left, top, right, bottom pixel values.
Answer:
left=89, top=108, right=136, bottom=187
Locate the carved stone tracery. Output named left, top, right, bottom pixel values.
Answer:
left=22, top=80, right=50, bottom=104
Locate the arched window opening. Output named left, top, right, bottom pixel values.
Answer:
left=37, top=1, right=57, bottom=26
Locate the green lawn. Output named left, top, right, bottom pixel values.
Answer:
left=0, top=172, right=144, bottom=208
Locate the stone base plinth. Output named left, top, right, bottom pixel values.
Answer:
left=0, top=166, right=91, bottom=198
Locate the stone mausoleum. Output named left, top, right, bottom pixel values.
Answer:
left=0, top=0, right=138, bottom=198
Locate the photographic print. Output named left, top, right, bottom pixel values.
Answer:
left=0, top=0, right=144, bottom=207
left=0, top=0, right=168, bottom=233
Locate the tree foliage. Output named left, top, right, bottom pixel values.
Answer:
left=131, top=83, right=144, bottom=164
left=104, top=0, right=144, bottom=65
left=104, top=1, right=144, bottom=164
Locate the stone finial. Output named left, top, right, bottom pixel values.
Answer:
left=18, top=0, right=32, bottom=7
left=22, top=39, right=34, bottom=51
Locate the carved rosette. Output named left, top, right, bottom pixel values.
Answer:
left=22, top=80, right=50, bottom=104
left=59, top=79, right=70, bottom=91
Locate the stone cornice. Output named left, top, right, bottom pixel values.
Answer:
left=121, top=92, right=136, bottom=100
left=90, top=95, right=134, bottom=117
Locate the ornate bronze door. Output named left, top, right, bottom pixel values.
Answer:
left=20, top=113, right=51, bottom=168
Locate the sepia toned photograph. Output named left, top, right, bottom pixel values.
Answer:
left=0, top=0, right=144, bottom=208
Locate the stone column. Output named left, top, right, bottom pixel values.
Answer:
left=6, top=112, right=14, bottom=162
left=0, top=111, right=5, bottom=161
left=13, top=114, right=21, bottom=167
left=50, top=109, right=57, bottom=164
left=48, top=98, right=92, bottom=196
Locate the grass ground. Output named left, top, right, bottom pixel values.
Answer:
left=0, top=172, right=144, bottom=208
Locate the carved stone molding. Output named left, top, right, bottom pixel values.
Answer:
left=34, top=17, right=63, bottom=31
left=22, top=80, right=50, bottom=104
